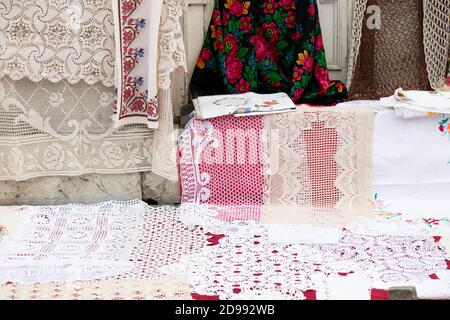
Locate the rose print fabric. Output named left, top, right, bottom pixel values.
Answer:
left=191, top=0, right=347, bottom=105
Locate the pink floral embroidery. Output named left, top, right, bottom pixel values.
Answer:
left=116, top=0, right=158, bottom=124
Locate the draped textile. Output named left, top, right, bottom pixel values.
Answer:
left=0, top=0, right=188, bottom=181
left=152, top=0, right=189, bottom=180
left=178, top=105, right=373, bottom=227
left=190, top=0, right=347, bottom=105
left=347, top=0, right=449, bottom=98
left=0, top=76, right=153, bottom=181
left=112, top=0, right=163, bottom=129
left=0, top=0, right=115, bottom=86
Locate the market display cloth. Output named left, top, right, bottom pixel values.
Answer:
left=0, top=201, right=207, bottom=285
left=190, top=0, right=347, bottom=105
left=179, top=105, right=373, bottom=228
left=1, top=201, right=449, bottom=300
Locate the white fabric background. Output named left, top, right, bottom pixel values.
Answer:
left=373, top=109, right=450, bottom=218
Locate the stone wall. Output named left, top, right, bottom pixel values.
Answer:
left=0, top=172, right=180, bottom=206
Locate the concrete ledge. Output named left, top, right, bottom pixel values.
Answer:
left=0, top=173, right=143, bottom=205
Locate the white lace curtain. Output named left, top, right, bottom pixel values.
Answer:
left=0, top=0, right=187, bottom=181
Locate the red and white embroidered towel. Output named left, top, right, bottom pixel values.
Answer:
left=112, top=0, right=163, bottom=129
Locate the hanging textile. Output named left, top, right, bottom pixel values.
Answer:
left=152, top=0, right=189, bottom=180
left=0, top=0, right=115, bottom=86
left=347, top=0, right=449, bottom=99
left=423, top=0, right=450, bottom=90
left=178, top=105, right=374, bottom=228
left=0, top=76, right=153, bottom=181
left=0, top=0, right=189, bottom=181
left=112, top=0, right=163, bottom=129
left=190, top=0, right=347, bottom=105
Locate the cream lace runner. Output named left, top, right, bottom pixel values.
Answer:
left=0, top=76, right=153, bottom=180
left=179, top=106, right=374, bottom=228
left=347, top=0, right=450, bottom=90
left=0, top=0, right=115, bottom=86
left=152, top=0, right=188, bottom=180
left=262, top=106, right=374, bottom=226
left=0, top=277, right=192, bottom=300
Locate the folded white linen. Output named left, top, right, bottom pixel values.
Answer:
left=266, top=224, right=342, bottom=244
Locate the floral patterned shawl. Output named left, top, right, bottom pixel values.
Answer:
left=191, top=0, right=347, bottom=104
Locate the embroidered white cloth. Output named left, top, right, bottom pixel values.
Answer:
left=112, top=0, right=163, bottom=129
left=372, top=108, right=450, bottom=219
left=0, top=0, right=115, bottom=86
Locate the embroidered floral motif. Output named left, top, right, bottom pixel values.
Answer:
left=114, top=0, right=162, bottom=128
left=438, top=117, right=450, bottom=138
left=372, top=194, right=450, bottom=229
left=371, top=193, right=401, bottom=219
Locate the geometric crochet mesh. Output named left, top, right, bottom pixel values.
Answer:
left=348, top=0, right=431, bottom=100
